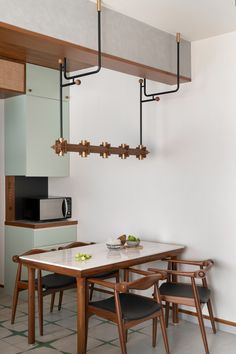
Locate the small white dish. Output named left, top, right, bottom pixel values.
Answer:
left=106, top=243, right=122, bottom=250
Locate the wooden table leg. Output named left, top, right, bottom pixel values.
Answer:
left=28, top=266, right=35, bottom=344
left=77, top=277, right=87, bottom=354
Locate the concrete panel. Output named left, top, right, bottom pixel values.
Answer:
left=0, top=0, right=191, bottom=79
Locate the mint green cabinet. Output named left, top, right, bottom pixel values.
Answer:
left=26, top=64, right=69, bottom=100
left=4, top=224, right=77, bottom=295
left=5, top=64, right=70, bottom=177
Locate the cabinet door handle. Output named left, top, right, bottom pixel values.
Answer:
left=62, top=198, right=68, bottom=217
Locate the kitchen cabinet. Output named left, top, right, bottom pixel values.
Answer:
left=5, top=64, right=70, bottom=177
left=4, top=222, right=77, bottom=295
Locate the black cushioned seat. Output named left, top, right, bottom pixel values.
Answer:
left=160, top=282, right=211, bottom=303
left=90, top=293, right=161, bottom=321
left=41, top=273, right=76, bottom=290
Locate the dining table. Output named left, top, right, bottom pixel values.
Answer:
left=20, top=240, right=185, bottom=354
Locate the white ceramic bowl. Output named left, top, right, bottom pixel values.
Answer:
left=106, top=243, right=122, bottom=250
left=126, top=240, right=140, bottom=247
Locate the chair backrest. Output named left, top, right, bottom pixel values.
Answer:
left=12, top=248, right=55, bottom=284
left=116, top=273, right=165, bottom=293
left=58, top=241, right=95, bottom=250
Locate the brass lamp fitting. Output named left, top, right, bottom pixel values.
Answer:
left=52, top=137, right=67, bottom=156
left=136, top=144, right=147, bottom=160
left=97, top=0, right=101, bottom=12
left=119, top=144, right=129, bottom=159
left=176, top=32, right=181, bottom=43
left=79, top=140, right=90, bottom=158
left=100, top=141, right=110, bottom=158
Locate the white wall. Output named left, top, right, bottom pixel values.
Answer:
left=0, top=101, right=5, bottom=284
left=49, top=31, right=236, bottom=325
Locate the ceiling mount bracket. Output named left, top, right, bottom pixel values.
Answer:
left=138, top=33, right=181, bottom=149
left=141, top=32, right=181, bottom=103
left=60, top=0, right=102, bottom=88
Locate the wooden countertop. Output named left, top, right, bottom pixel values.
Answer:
left=5, top=219, right=78, bottom=229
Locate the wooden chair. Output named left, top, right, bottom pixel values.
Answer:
left=58, top=241, right=120, bottom=307
left=149, top=259, right=216, bottom=354
left=87, top=269, right=170, bottom=354
left=11, top=248, right=76, bottom=336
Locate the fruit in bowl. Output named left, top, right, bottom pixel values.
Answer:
left=126, top=235, right=140, bottom=247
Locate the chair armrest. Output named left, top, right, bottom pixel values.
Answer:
left=88, top=278, right=116, bottom=290
left=162, top=258, right=214, bottom=267
left=124, top=267, right=156, bottom=277
left=148, top=267, right=196, bottom=278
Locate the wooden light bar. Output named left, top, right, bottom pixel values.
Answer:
left=52, top=139, right=149, bottom=160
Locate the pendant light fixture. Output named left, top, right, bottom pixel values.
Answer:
left=52, top=2, right=180, bottom=161
left=52, top=0, right=149, bottom=160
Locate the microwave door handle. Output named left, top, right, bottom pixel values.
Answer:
left=62, top=198, right=68, bottom=217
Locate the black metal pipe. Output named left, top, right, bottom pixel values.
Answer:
left=140, top=80, right=143, bottom=145
left=63, top=10, right=101, bottom=82
left=143, top=40, right=180, bottom=98
left=59, top=62, right=63, bottom=138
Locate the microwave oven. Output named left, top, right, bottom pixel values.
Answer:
left=23, top=197, right=72, bottom=221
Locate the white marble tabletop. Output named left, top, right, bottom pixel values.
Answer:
left=20, top=241, right=184, bottom=272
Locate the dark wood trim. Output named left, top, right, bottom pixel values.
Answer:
left=0, top=22, right=191, bottom=85
left=5, top=219, right=78, bottom=229
left=5, top=176, right=15, bottom=222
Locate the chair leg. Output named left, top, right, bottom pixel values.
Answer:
left=38, top=290, right=43, bottom=336
left=207, top=299, right=216, bottom=334
left=165, top=302, right=170, bottom=328
left=115, top=292, right=127, bottom=354
left=152, top=317, right=157, bottom=347
left=11, top=284, right=20, bottom=324
left=125, top=329, right=128, bottom=343
left=115, top=271, right=120, bottom=283
left=117, top=323, right=127, bottom=354
left=50, top=293, right=56, bottom=312
left=159, top=310, right=170, bottom=354
left=89, top=283, right=94, bottom=301
left=58, top=291, right=63, bottom=311
left=195, top=300, right=210, bottom=354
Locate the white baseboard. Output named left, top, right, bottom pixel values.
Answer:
left=180, top=312, right=236, bottom=335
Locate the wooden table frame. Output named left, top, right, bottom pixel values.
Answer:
left=21, top=242, right=184, bottom=354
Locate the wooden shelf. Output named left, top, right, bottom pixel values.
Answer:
left=0, top=22, right=191, bottom=85
left=5, top=219, right=78, bottom=229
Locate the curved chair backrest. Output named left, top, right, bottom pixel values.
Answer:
left=58, top=241, right=95, bottom=250
left=116, top=273, right=165, bottom=293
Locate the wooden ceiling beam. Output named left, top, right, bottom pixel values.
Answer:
left=0, top=22, right=191, bottom=85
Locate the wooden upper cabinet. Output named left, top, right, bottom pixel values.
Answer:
left=0, top=22, right=191, bottom=85
left=0, top=59, right=25, bottom=98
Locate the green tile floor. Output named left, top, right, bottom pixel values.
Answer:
left=0, top=288, right=236, bottom=354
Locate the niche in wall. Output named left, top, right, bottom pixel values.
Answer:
left=5, top=176, right=48, bottom=221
